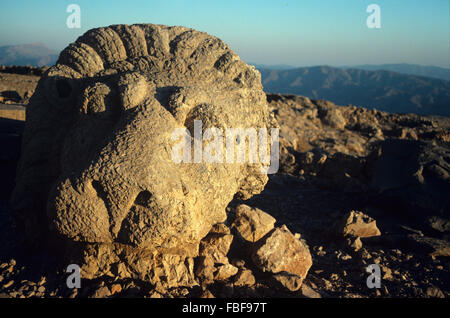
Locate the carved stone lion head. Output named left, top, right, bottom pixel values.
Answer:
left=12, top=24, right=274, bottom=257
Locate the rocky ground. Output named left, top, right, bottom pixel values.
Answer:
left=0, top=66, right=41, bottom=105
left=0, top=66, right=449, bottom=298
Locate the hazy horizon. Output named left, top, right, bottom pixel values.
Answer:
left=250, top=62, right=450, bottom=70
left=0, top=0, right=449, bottom=68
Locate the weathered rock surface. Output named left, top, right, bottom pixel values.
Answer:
left=339, top=210, right=381, bottom=238
left=232, top=204, right=276, bottom=243
left=252, top=225, right=312, bottom=285
left=272, top=272, right=304, bottom=292
left=232, top=268, right=256, bottom=287
left=214, top=264, right=238, bottom=281
left=428, top=216, right=450, bottom=233
left=300, top=283, right=322, bottom=298
left=0, top=70, right=39, bottom=104
left=11, top=24, right=274, bottom=285
left=199, top=231, right=234, bottom=265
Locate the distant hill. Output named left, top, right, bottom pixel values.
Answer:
left=250, top=63, right=296, bottom=70
left=0, top=43, right=58, bottom=67
left=257, top=66, right=450, bottom=117
left=344, top=64, right=450, bottom=82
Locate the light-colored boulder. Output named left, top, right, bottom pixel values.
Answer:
left=233, top=204, right=276, bottom=243
left=214, top=264, right=238, bottom=281
left=252, top=225, right=312, bottom=287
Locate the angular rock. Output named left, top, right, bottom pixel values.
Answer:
left=322, top=107, right=346, bottom=130
left=3, top=280, right=14, bottom=289
left=233, top=204, right=276, bottom=243
left=199, top=233, right=234, bottom=264
left=110, top=284, right=122, bottom=295
left=214, top=264, right=238, bottom=281
left=195, top=255, right=215, bottom=284
left=80, top=243, right=197, bottom=288
left=428, top=216, right=450, bottom=233
left=233, top=269, right=256, bottom=287
left=381, top=265, right=393, bottom=281
left=91, top=286, right=111, bottom=298
left=272, top=272, right=303, bottom=292
left=252, top=225, right=312, bottom=286
left=301, top=284, right=322, bottom=298
left=339, top=210, right=381, bottom=238
left=149, top=291, right=163, bottom=298
left=426, top=286, right=445, bottom=298
left=346, top=235, right=363, bottom=252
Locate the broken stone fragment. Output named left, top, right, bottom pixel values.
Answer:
left=346, top=235, right=363, bottom=252
left=381, top=265, right=393, bottom=281
left=194, top=255, right=215, bottom=284
left=199, top=232, right=234, bottom=264
left=233, top=268, right=256, bottom=287
left=80, top=243, right=197, bottom=289
left=252, top=225, right=312, bottom=288
left=339, top=210, right=381, bottom=238
left=214, top=264, right=239, bottom=281
left=428, top=216, right=450, bottom=233
left=91, top=285, right=111, bottom=298
left=301, top=284, right=322, bottom=298
left=426, top=286, right=445, bottom=298
left=271, top=272, right=303, bottom=292
left=232, top=204, right=276, bottom=243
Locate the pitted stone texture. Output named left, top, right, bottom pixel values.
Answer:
left=339, top=210, right=381, bottom=238
left=233, top=204, right=276, bottom=243
left=252, top=225, right=312, bottom=287
left=199, top=232, right=234, bottom=265
left=12, top=23, right=274, bottom=261
left=80, top=243, right=197, bottom=288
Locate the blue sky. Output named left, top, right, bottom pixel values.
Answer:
left=0, top=0, right=449, bottom=67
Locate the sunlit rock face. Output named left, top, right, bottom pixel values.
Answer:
left=12, top=23, right=275, bottom=263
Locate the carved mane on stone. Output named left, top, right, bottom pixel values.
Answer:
left=12, top=24, right=273, bottom=269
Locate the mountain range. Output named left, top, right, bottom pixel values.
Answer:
left=0, top=43, right=448, bottom=116
left=0, top=43, right=58, bottom=67
left=252, top=63, right=450, bottom=82
left=257, top=66, right=450, bottom=117
left=343, top=64, right=450, bottom=82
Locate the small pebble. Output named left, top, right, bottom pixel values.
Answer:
left=3, top=280, right=14, bottom=288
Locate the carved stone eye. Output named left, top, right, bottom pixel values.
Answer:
left=44, top=75, right=77, bottom=108
left=81, top=82, right=117, bottom=116
left=56, top=78, right=72, bottom=99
